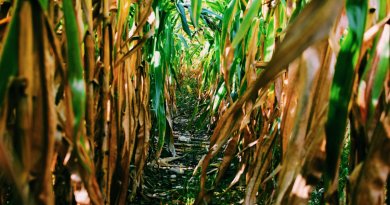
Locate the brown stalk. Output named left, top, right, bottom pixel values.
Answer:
left=16, top=0, right=33, bottom=195
left=84, top=33, right=96, bottom=147
left=30, top=3, right=56, bottom=203
left=100, top=22, right=112, bottom=204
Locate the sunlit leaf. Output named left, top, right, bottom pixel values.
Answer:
left=191, top=0, right=202, bottom=29
left=324, top=0, right=367, bottom=194
left=231, top=0, right=262, bottom=47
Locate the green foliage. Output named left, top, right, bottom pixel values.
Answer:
left=63, top=0, right=90, bottom=171
left=324, top=0, right=367, bottom=192
left=231, top=0, right=262, bottom=47
left=0, top=0, right=20, bottom=107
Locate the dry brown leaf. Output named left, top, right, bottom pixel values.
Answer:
left=288, top=105, right=328, bottom=204
left=350, top=106, right=390, bottom=204
left=30, top=7, right=56, bottom=204
left=280, top=58, right=300, bottom=159
left=275, top=42, right=326, bottom=205
left=244, top=110, right=279, bottom=204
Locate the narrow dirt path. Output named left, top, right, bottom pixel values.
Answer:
left=131, top=79, right=244, bottom=204
left=131, top=80, right=211, bottom=204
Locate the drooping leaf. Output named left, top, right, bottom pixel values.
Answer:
left=191, top=0, right=202, bottom=29
left=156, top=93, right=166, bottom=158
left=176, top=1, right=192, bottom=39
left=324, top=0, right=367, bottom=195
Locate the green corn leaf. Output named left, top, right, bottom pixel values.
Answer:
left=195, top=108, right=211, bottom=129
left=164, top=118, right=176, bottom=156
left=182, top=3, right=224, bottom=21
left=236, top=60, right=241, bottom=88
left=206, top=0, right=224, bottom=13
left=191, top=102, right=211, bottom=129
left=186, top=105, right=198, bottom=131
left=212, top=80, right=227, bottom=115
left=165, top=15, right=172, bottom=63
left=290, top=0, right=306, bottom=23
left=170, top=65, right=180, bottom=90
left=231, top=0, right=262, bottom=47
left=153, top=48, right=164, bottom=115
left=63, top=0, right=89, bottom=172
left=175, top=2, right=192, bottom=39
left=152, top=9, right=163, bottom=116
left=176, top=38, right=183, bottom=51
left=264, top=16, right=275, bottom=61
left=280, top=0, right=286, bottom=8
left=378, top=0, right=387, bottom=21
left=37, top=0, right=48, bottom=11
left=199, top=61, right=210, bottom=95
left=157, top=9, right=167, bottom=37
left=201, top=7, right=223, bottom=21
left=324, top=0, right=367, bottom=193
left=213, top=30, right=221, bottom=81
left=229, top=39, right=243, bottom=85
left=221, top=0, right=236, bottom=51
left=187, top=99, right=212, bottom=131
left=191, top=0, right=202, bottom=29
left=0, top=0, right=20, bottom=107
left=157, top=93, right=166, bottom=156
left=164, top=15, right=180, bottom=90
left=201, top=15, right=208, bottom=27
left=176, top=33, right=189, bottom=49
left=277, top=3, right=286, bottom=33
left=189, top=44, right=202, bottom=59
left=63, top=0, right=86, bottom=135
